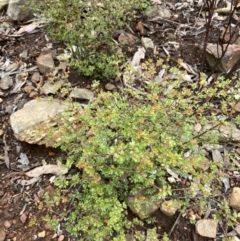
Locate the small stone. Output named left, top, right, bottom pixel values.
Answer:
left=230, top=187, right=240, bottom=211
left=40, top=80, right=65, bottom=95
left=44, top=223, right=51, bottom=230
left=196, top=158, right=210, bottom=171
left=38, top=230, right=46, bottom=238
left=141, top=37, right=154, bottom=49
left=37, top=53, right=55, bottom=74
left=167, top=177, right=176, bottom=183
left=31, top=72, right=40, bottom=83
left=0, top=74, right=13, bottom=90
left=204, top=44, right=240, bottom=72
left=20, top=213, right=27, bottom=223
left=160, top=200, right=181, bottom=216
left=4, top=220, right=11, bottom=228
left=5, top=105, right=14, bottom=114
left=22, top=85, right=35, bottom=93
left=144, top=5, right=171, bottom=20
left=29, top=91, right=38, bottom=98
left=7, top=0, right=33, bottom=21
left=0, top=190, right=4, bottom=196
left=196, top=219, right=218, bottom=238
left=105, top=83, right=116, bottom=91
left=69, top=88, right=94, bottom=101
left=118, top=32, right=138, bottom=45
left=0, top=98, right=3, bottom=103
left=212, top=149, right=223, bottom=163
left=58, top=235, right=64, bottom=241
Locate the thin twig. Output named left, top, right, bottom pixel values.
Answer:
left=168, top=211, right=182, bottom=237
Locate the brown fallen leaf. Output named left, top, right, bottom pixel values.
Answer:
left=136, top=21, right=145, bottom=35
left=25, top=164, right=68, bottom=178
left=118, top=32, right=138, bottom=45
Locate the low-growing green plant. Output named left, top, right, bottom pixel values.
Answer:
left=32, top=0, right=150, bottom=79
left=46, top=59, right=240, bottom=240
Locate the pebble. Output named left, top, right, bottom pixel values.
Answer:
left=29, top=91, right=38, bottom=98
left=20, top=213, right=27, bottom=223
left=230, top=187, right=240, bottom=211
left=141, top=37, right=154, bottom=49
left=37, top=53, right=55, bottom=74
left=69, top=88, right=94, bottom=101
left=0, top=190, right=4, bottom=196
left=0, top=74, right=13, bottom=90
left=38, top=230, right=46, bottom=238
left=105, top=83, right=116, bottom=91
left=58, top=235, right=64, bottom=241
left=196, top=219, right=218, bottom=238
left=31, top=72, right=40, bottom=83
left=22, top=85, right=35, bottom=93
left=4, top=220, right=11, bottom=228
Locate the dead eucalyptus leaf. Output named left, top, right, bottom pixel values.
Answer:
left=18, top=177, right=40, bottom=186
left=131, top=47, right=145, bottom=67
left=25, top=164, right=68, bottom=178
left=16, top=22, right=40, bottom=35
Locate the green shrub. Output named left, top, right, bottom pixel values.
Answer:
left=35, top=0, right=149, bottom=79
left=48, top=60, right=240, bottom=240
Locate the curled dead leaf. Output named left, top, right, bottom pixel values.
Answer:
left=25, top=164, right=68, bottom=178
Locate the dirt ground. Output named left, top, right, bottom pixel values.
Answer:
left=0, top=2, right=239, bottom=241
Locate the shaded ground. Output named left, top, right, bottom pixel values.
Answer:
left=0, top=2, right=239, bottom=241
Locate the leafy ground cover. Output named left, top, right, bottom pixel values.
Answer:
left=1, top=0, right=240, bottom=240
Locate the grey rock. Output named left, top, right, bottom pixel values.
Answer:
left=7, top=0, right=33, bottom=21
left=212, top=149, right=223, bottom=163
left=69, top=88, right=94, bottom=101
left=144, top=5, right=171, bottom=20
left=203, top=122, right=240, bottom=143
left=10, top=98, right=80, bottom=146
left=230, top=187, right=240, bottom=211
left=37, top=53, right=55, bottom=74
left=40, top=80, right=65, bottom=95
left=0, top=74, right=13, bottom=90
left=204, top=44, right=240, bottom=72
left=141, top=37, right=154, bottom=49
left=196, top=219, right=218, bottom=238
left=127, top=188, right=161, bottom=219
left=31, top=72, right=40, bottom=83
